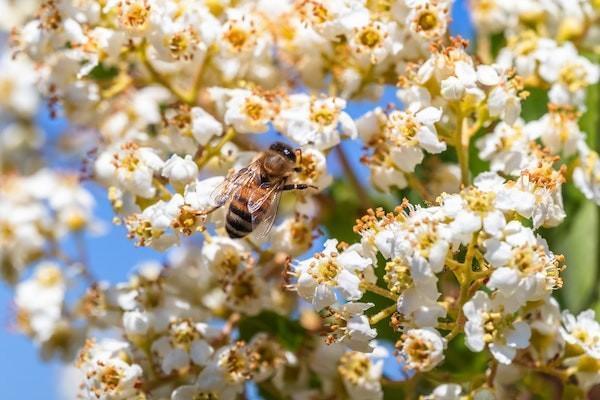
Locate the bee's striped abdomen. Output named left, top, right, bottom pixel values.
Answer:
left=226, top=197, right=253, bottom=238
left=225, top=186, right=271, bottom=238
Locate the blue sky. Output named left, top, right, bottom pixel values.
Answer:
left=0, top=3, right=473, bottom=399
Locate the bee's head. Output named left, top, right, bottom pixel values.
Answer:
left=269, top=142, right=296, bottom=163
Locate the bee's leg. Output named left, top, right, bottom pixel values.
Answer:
left=195, top=205, right=221, bottom=215
left=281, top=183, right=318, bottom=191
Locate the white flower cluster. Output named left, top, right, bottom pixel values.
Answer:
left=292, top=168, right=567, bottom=366
left=471, top=0, right=600, bottom=207
left=357, top=38, right=525, bottom=192
left=1, top=0, right=599, bottom=399
left=1, top=170, right=96, bottom=281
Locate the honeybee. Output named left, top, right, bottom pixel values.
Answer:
left=210, top=142, right=316, bottom=239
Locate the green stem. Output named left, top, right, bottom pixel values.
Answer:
left=406, top=173, right=434, bottom=203
left=369, top=304, right=397, bottom=325
left=195, top=127, right=237, bottom=168
left=138, top=41, right=192, bottom=104
left=455, top=115, right=470, bottom=187
left=361, top=281, right=398, bottom=301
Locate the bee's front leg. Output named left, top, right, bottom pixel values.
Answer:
left=195, top=205, right=221, bottom=215
left=281, top=183, right=318, bottom=191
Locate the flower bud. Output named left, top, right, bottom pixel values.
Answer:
left=440, top=76, right=465, bottom=100
left=162, top=154, right=198, bottom=186
left=123, top=310, right=150, bottom=335
left=191, top=107, right=223, bottom=145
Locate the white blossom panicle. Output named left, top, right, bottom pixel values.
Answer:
left=2, top=0, right=600, bottom=398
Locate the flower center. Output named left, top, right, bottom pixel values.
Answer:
left=312, top=259, right=340, bottom=284
left=221, top=344, right=251, bottom=383
left=120, top=153, right=140, bottom=172
left=311, top=107, right=337, bottom=127
left=244, top=99, right=265, bottom=121
left=357, top=26, right=382, bottom=48
left=338, top=352, right=371, bottom=385
left=482, top=311, right=505, bottom=343
left=228, top=270, right=258, bottom=301
left=417, top=11, right=438, bottom=32
left=100, top=365, right=124, bottom=392
left=216, top=249, right=242, bottom=276
left=385, top=258, right=413, bottom=294
left=463, top=188, right=496, bottom=214
left=224, top=25, right=250, bottom=51
left=558, top=63, right=588, bottom=92
left=37, top=266, right=62, bottom=286
left=121, top=1, right=150, bottom=29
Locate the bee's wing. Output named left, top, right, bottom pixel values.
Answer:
left=251, top=185, right=283, bottom=240
left=211, top=162, right=261, bottom=207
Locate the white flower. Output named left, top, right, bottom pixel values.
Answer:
left=525, top=110, right=584, bottom=157
left=476, top=120, right=537, bottom=176
left=348, top=20, right=397, bottom=65
left=194, top=342, right=250, bottom=399
left=370, top=164, right=408, bottom=192
left=184, top=176, right=225, bottom=211
left=357, top=105, right=445, bottom=191
left=276, top=95, right=356, bottom=150
left=294, top=240, right=372, bottom=310
left=201, top=236, right=249, bottom=278
left=573, top=144, right=600, bottom=205
left=271, top=215, right=314, bottom=257
left=95, top=143, right=164, bottom=199
left=293, top=148, right=332, bottom=192
left=246, top=333, right=288, bottom=382
left=15, top=262, right=65, bottom=341
left=327, top=302, right=377, bottom=352
left=398, top=328, right=446, bottom=372
left=406, top=0, right=449, bottom=42
left=151, top=319, right=213, bottom=374
left=537, top=42, right=599, bottom=109
left=125, top=196, right=184, bottom=249
left=191, top=107, right=223, bottom=145
left=162, top=154, right=199, bottom=186
left=0, top=52, right=39, bottom=116
left=423, top=383, right=463, bottom=400
left=221, top=267, right=271, bottom=316
left=78, top=339, right=144, bottom=400
left=374, top=207, right=451, bottom=276
left=515, top=160, right=566, bottom=229
left=397, top=276, right=446, bottom=328
left=560, top=310, right=600, bottom=359
left=463, top=291, right=531, bottom=364
left=224, top=90, right=273, bottom=134
left=385, top=106, right=446, bottom=166
left=122, top=310, right=150, bottom=336
left=487, top=85, right=521, bottom=125
left=443, top=172, right=535, bottom=240
left=440, top=76, right=465, bottom=100
left=338, top=349, right=385, bottom=400
left=484, top=221, right=564, bottom=312
left=560, top=310, right=600, bottom=390
left=525, top=297, right=563, bottom=362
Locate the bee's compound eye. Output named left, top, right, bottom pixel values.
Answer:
left=270, top=142, right=296, bottom=162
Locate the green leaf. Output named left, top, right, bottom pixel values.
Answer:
left=322, top=179, right=363, bottom=243
left=557, top=201, right=598, bottom=312
left=238, top=311, right=306, bottom=351
left=489, top=33, right=507, bottom=60
left=437, top=334, right=488, bottom=377
left=521, top=87, right=549, bottom=122
left=580, top=81, right=599, bottom=149
left=87, top=63, right=119, bottom=81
